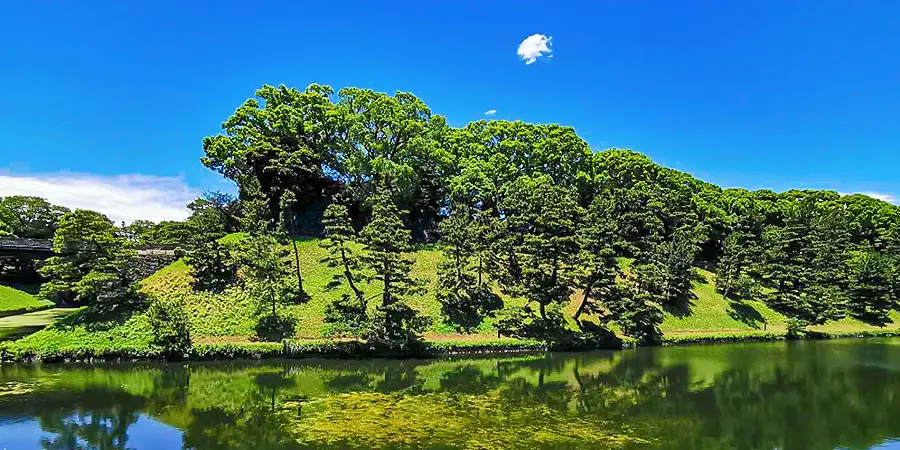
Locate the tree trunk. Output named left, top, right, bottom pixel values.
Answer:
left=292, top=240, right=303, bottom=292
left=539, top=302, right=547, bottom=320
left=574, top=281, right=594, bottom=323
left=383, top=260, right=393, bottom=306
left=340, top=246, right=365, bottom=308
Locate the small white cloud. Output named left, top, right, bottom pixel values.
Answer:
left=0, top=172, right=199, bottom=223
left=839, top=191, right=897, bottom=204
left=517, top=34, right=552, bottom=64
left=484, top=109, right=497, bottom=116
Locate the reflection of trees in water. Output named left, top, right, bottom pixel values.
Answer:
left=7, top=342, right=900, bottom=449
left=35, top=390, right=144, bottom=450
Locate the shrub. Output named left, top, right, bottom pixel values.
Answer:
left=147, top=297, right=192, bottom=357
left=255, top=312, right=296, bottom=342
left=785, top=318, right=806, bottom=339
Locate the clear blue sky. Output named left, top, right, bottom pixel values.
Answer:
left=2, top=0, right=899, bottom=220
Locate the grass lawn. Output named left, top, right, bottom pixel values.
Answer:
left=0, top=285, right=53, bottom=317
left=0, top=308, right=78, bottom=341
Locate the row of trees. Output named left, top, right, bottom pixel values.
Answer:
left=195, top=83, right=900, bottom=346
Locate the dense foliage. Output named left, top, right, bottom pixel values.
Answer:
left=38, top=210, right=142, bottom=311
left=192, top=83, right=900, bottom=345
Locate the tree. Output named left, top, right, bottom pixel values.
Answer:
left=279, top=191, right=305, bottom=294
left=846, top=251, right=895, bottom=324
left=236, top=234, right=302, bottom=341
left=634, top=229, right=698, bottom=308
left=495, top=176, right=580, bottom=322
left=572, top=197, right=619, bottom=324
left=359, top=193, right=428, bottom=345
left=338, top=88, right=450, bottom=240
left=39, top=210, right=138, bottom=310
left=0, top=195, right=69, bottom=239
left=607, top=281, right=663, bottom=345
left=187, top=191, right=241, bottom=237
left=147, top=297, right=192, bottom=356
left=202, top=84, right=345, bottom=231
left=760, top=197, right=850, bottom=325
left=184, top=240, right=238, bottom=293
left=436, top=201, right=502, bottom=332
left=319, top=202, right=368, bottom=337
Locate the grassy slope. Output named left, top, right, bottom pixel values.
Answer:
left=0, top=285, right=53, bottom=315
left=12, top=236, right=900, bottom=354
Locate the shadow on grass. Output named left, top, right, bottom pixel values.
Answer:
left=727, top=301, right=766, bottom=329
left=664, top=293, right=697, bottom=318
left=52, top=304, right=144, bottom=333
left=853, top=311, right=895, bottom=328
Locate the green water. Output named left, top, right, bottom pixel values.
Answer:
left=3, top=339, right=900, bottom=449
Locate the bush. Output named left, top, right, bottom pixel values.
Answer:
left=785, top=318, right=806, bottom=339
left=255, top=312, right=296, bottom=342
left=147, top=297, right=192, bottom=357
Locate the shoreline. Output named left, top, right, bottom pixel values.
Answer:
left=4, top=328, right=900, bottom=364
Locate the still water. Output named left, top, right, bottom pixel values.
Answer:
left=3, top=339, right=900, bottom=449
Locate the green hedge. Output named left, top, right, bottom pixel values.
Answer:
left=806, top=329, right=900, bottom=340
left=663, top=331, right=785, bottom=346
left=190, top=342, right=284, bottom=360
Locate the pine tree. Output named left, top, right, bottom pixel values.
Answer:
left=495, top=176, right=579, bottom=322
left=846, top=251, right=895, bottom=324
left=436, top=201, right=502, bottom=332
left=572, top=197, right=619, bottom=324
left=320, top=202, right=369, bottom=337
left=360, top=193, right=428, bottom=344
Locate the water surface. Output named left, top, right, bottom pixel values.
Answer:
left=3, top=339, right=900, bottom=449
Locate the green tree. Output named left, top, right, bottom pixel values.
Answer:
left=846, top=251, right=895, bottom=324
left=39, top=210, right=138, bottom=310
left=202, top=84, right=345, bottom=229
left=635, top=229, right=698, bottom=308
left=236, top=234, right=301, bottom=341
left=187, top=190, right=241, bottom=237
left=0, top=195, right=69, bottom=239
left=184, top=240, right=238, bottom=293
left=147, top=297, right=192, bottom=356
left=495, top=176, right=579, bottom=322
left=572, top=197, right=619, bottom=324
left=338, top=88, right=451, bottom=240
left=436, top=201, right=502, bottom=332
left=319, top=202, right=368, bottom=337
left=279, top=191, right=305, bottom=294
left=359, top=193, right=428, bottom=345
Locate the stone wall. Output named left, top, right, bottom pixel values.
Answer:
left=128, top=249, right=179, bottom=281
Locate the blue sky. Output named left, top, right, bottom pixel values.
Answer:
left=1, top=0, right=899, bottom=221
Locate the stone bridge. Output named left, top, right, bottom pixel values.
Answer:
left=0, top=237, right=178, bottom=280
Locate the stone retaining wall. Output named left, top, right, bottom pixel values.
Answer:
left=129, top=249, right=178, bottom=280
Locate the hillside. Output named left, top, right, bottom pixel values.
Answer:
left=10, top=236, right=900, bottom=357
left=0, top=285, right=53, bottom=317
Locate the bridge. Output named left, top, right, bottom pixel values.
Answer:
left=0, top=238, right=54, bottom=259
left=0, top=237, right=178, bottom=259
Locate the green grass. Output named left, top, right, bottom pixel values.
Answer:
left=0, top=308, right=78, bottom=341
left=660, top=269, right=787, bottom=334
left=9, top=234, right=900, bottom=361
left=0, top=285, right=53, bottom=316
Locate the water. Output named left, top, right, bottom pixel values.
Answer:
left=3, top=339, right=900, bottom=449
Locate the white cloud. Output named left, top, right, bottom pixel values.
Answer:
left=840, top=191, right=897, bottom=204
left=517, top=34, right=552, bottom=64
left=0, top=172, right=198, bottom=223
left=484, top=109, right=497, bottom=116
